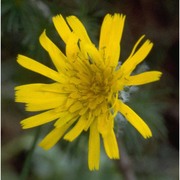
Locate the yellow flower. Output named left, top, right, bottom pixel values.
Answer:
left=15, top=13, right=162, bottom=170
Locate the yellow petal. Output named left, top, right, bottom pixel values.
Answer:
left=69, top=77, right=82, bottom=85
left=69, top=101, right=83, bottom=113
left=88, top=120, right=100, bottom=171
left=15, top=84, right=67, bottom=103
left=99, top=14, right=112, bottom=51
left=17, top=55, right=62, bottom=82
left=20, top=108, right=62, bottom=129
left=39, top=127, right=66, bottom=150
left=15, top=83, right=68, bottom=111
left=65, top=32, right=80, bottom=62
left=83, top=112, right=95, bottom=131
left=39, top=118, right=76, bottom=150
left=64, top=115, right=87, bottom=141
left=54, top=112, right=79, bottom=128
left=102, top=130, right=119, bottom=159
left=39, top=30, right=67, bottom=72
left=79, top=106, right=89, bottom=115
left=97, top=113, right=113, bottom=136
left=52, top=14, right=71, bottom=43
left=120, top=36, right=153, bottom=76
left=15, top=83, right=62, bottom=93
left=66, top=15, right=91, bottom=44
left=24, top=96, right=67, bottom=112
left=80, top=42, right=104, bottom=68
left=24, top=103, right=58, bottom=112
left=99, top=14, right=125, bottom=67
left=125, top=71, right=162, bottom=86
left=116, top=100, right=152, bottom=138
left=66, top=98, right=75, bottom=108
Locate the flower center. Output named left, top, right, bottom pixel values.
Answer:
left=67, top=58, right=117, bottom=112
left=89, top=71, right=111, bottom=95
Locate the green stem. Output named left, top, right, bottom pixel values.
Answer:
left=20, top=127, right=41, bottom=180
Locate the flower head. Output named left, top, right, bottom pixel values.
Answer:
left=15, top=13, right=162, bottom=170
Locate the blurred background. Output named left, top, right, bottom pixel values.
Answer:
left=2, top=0, right=179, bottom=179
